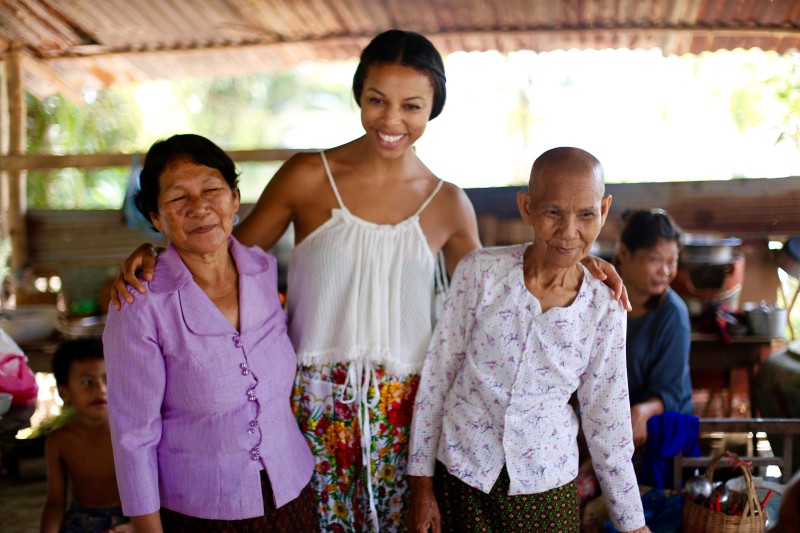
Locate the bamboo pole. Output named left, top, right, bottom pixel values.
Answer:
left=6, top=41, right=28, bottom=270
left=0, top=56, right=9, bottom=239
left=0, top=148, right=306, bottom=171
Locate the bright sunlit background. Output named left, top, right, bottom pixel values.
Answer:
left=25, top=47, right=800, bottom=207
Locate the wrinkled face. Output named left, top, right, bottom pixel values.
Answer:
left=58, top=359, right=108, bottom=421
left=359, top=63, right=434, bottom=158
left=150, top=157, right=239, bottom=257
left=517, top=165, right=610, bottom=269
left=619, top=238, right=680, bottom=297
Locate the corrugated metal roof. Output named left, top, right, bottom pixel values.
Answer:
left=1, top=0, right=799, bottom=97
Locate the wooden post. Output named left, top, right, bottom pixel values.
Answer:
left=6, top=41, right=27, bottom=270
left=0, top=49, right=9, bottom=239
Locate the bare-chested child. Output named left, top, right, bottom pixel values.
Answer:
left=40, top=338, right=132, bottom=533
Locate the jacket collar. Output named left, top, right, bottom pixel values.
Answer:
left=149, top=237, right=274, bottom=335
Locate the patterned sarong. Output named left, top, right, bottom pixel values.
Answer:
left=159, top=473, right=319, bottom=532
left=434, top=461, right=580, bottom=532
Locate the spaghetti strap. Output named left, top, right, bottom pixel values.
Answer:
left=413, top=179, right=444, bottom=217
left=320, top=151, right=345, bottom=209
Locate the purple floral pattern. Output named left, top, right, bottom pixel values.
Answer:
left=408, top=245, right=645, bottom=532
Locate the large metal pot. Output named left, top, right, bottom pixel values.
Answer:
left=681, top=234, right=742, bottom=265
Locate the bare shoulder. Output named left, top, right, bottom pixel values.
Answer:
left=267, top=151, right=328, bottom=194
left=421, top=179, right=480, bottom=270
left=439, top=180, right=473, bottom=208
left=426, top=180, right=474, bottom=221
left=45, top=423, right=72, bottom=451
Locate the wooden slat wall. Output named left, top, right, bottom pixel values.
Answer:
left=26, top=210, right=166, bottom=269
left=25, top=204, right=258, bottom=269
left=23, top=205, right=257, bottom=309
left=22, top=175, right=800, bottom=311
left=466, top=176, right=800, bottom=245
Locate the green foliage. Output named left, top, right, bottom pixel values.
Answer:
left=26, top=405, right=75, bottom=439
left=726, top=53, right=800, bottom=146
left=768, top=60, right=800, bottom=148
left=730, top=86, right=766, bottom=132
left=172, top=66, right=353, bottom=149
left=23, top=63, right=357, bottom=209
left=25, top=87, right=142, bottom=209
left=26, top=88, right=142, bottom=154
left=20, top=50, right=799, bottom=206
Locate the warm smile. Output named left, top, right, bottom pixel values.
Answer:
left=191, top=224, right=217, bottom=234
left=554, top=246, right=577, bottom=254
left=378, top=131, right=406, bottom=144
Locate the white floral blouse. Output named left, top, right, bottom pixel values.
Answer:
left=408, top=245, right=645, bottom=532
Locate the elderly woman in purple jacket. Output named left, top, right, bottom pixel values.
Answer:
left=103, top=134, right=318, bottom=533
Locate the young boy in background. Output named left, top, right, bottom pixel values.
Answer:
left=40, top=338, right=131, bottom=533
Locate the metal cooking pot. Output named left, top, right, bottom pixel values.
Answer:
left=745, top=303, right=787, bottom=338
left=681, top=234, right=742, bottom=265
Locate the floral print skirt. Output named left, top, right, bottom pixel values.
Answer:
left=293, top=361, right=419, bottom=532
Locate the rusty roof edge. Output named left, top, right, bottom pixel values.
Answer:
left=21, top=24, right=800, bottom=62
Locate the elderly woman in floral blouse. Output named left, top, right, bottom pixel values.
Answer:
left=407, top=147, right=650, bottom=533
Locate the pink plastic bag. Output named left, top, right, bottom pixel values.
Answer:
left=0, top=353, right=38, bottom=406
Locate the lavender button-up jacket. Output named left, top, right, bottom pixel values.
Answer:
left=104, top=237, right=314, bottom=520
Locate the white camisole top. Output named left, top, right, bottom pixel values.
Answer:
left=286, top=151, right=443, bottom=376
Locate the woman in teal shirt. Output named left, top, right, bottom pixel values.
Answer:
left=614, top=209, right=694, bottom=447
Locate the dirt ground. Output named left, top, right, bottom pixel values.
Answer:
left=0, top=454, right=47, bottom=533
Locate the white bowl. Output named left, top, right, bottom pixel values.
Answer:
left=0, top=391, right=12, bottom=416
left=56, top=315, right=105, bottom=339
left=0, top=304, right=60, bottom=344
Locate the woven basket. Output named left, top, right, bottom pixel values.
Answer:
left=682, top=451, right=766, bottom=533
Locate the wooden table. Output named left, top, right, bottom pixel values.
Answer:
left=0, top=402, right=36, bottom=478
left=690, top=333, right=785, bottom=417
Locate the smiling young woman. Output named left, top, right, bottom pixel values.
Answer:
left=112, top=31, right=481, bottom=533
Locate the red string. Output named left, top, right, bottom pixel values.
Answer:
left=724, top=450, right=752, bottom=469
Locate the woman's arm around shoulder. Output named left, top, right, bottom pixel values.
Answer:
left=233, top=151, right=324, bottom=250
left=110, top=153, right=317, bottom=308
left=581, top=255, right=631, bottom=311
left=110, top=244, right=160, bottom=310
